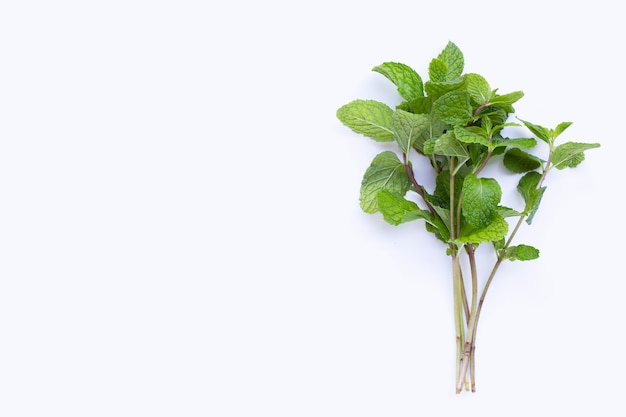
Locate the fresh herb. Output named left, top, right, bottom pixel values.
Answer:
left=336, top=41, right=600, bottom=393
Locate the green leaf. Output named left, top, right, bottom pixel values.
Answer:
left=428, top=58, right=447, bottom=83
left=372, top=62, right=424, bottom=101
left=551, top=142, right=600, bottom=170
left=336, top=99, right=394, bottom=142
left=517, top=171, right=545, bottom=224
left=391, top=110, right=429, bottom=154
left=489, top=91, right=524, bottom=108
left=465, top=73, right=492, bottom=105
left=497, top=205, right=522, bottom=218
left=461, top=174, right=502, bottom=229
left=503, top=244, right=540, bottom=261
left=492, top=136, right=537, bottom=149
left=503, top=148, right=543, bottom=173
left=360, top=151, right=411, bottom=214
left=433, top=90, right=472, bottom=126
left=429, top=203, right=451, bottom=242
left=437, top=41, right=464, bottom=81
left=457, top=213, right=508, bottom=244
left=553, top=121, right=573, bottom=137
left=426, top=132, right=470, bottom=173
left=406, top=96, right=433, bottom=114
left=424, top=77, right=467, bottom=100
left=518, top=118, right=551, bottom=144
left=376, top=190, right=431, bottom=226
left=433, top=169, right=464, bottom=209
left=454, top=126, right=490, bottom=147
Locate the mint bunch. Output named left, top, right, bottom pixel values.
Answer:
left=336, top=41, right=600, bottom=393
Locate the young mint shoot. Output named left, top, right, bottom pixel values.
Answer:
left=336, top=42, right=600, bottom=394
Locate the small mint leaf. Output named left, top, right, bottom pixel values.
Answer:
left=517, top=171, right=545, bottom=224
left=553, top=121, right=573, bottom=138
left=489, top=91, right=524, bottom=109
left=504, top=244, right=540, bottom=261
left=424, top=77, right=467, bottom=100
left=337, top=100, right=395, bottom=142
left=503, top=149, right=543, bottom=173
left=360, top=151, right=411, bottom=214
left=428, top=132, right=470, bottom=172
left=551, top=142, right=600, bottom=170
left=497, top=205, right=522, bottom=218
left=492, top=137, right=537, bottom=150
left=373, top=62, right=424, bottom=101
left=518, top=118, right=551, bottom=144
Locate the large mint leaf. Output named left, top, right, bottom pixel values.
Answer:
left=391, top=110, right=429, bottom=154
left=433, top=90, right=472, bottom=126
left=376, top=190, right=432, bottom=226
left=503, top=148, right=543, bottom=173
left=456, top=213, right=508, bottom=244
left=461, top=174, right=502, bottom=229
left=517, top=171, right=545, bottom=224
left=336, top=99, right=394, bottom=142
left=360, top=151, right=411, bottom=213
left=373, top=62, right=424, bottom=101
left=551, top=142, right=600, bottom=170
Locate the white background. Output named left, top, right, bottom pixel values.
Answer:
left=0, top=1, right=623, bottom=416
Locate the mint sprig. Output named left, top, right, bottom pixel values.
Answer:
left=336, top=41, right=600, bottom=394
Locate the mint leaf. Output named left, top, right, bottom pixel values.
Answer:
left=428, top=58, right=448, bottom=83
left=360, top=151, right=411, bottom=213
left=377, top=190, right=431, bottom=226
left=492, top=136, right=537, bottom=150
left=373, top=62, right=424, bottom=101
left=457, top=213, right=508, bottom=244
left=465, top=73, right=492, bottom=105
left=489, top=91, right=524, bottom=109
left=438, top=41, right=464, bottom=81
left=426, top=132, right=470, bottom=173
left=434, top=169, right=464, bottom=209
left=517, top=171, right=545, bottom=224
left=424, top=77, right=467, bottom=99
left=433, top=90, right=472, bottom=126
left=551, top=142, right=601, bottom=170
left=391, top=110, right=429, bottom=154
left=497, top=206, right=522, bottom=218
left=336, top=99, right=394, bottom=142
left=503, top=244, right=540, bottom=261
left=518, top=118, right=551, bottom=144
left=553, top=121, right=573, bottom=137
left=503, top=148, right=543, bottom=173
left=454, top=126, right=490, bottom=147
left=461, top=174, right=502, bottom=229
